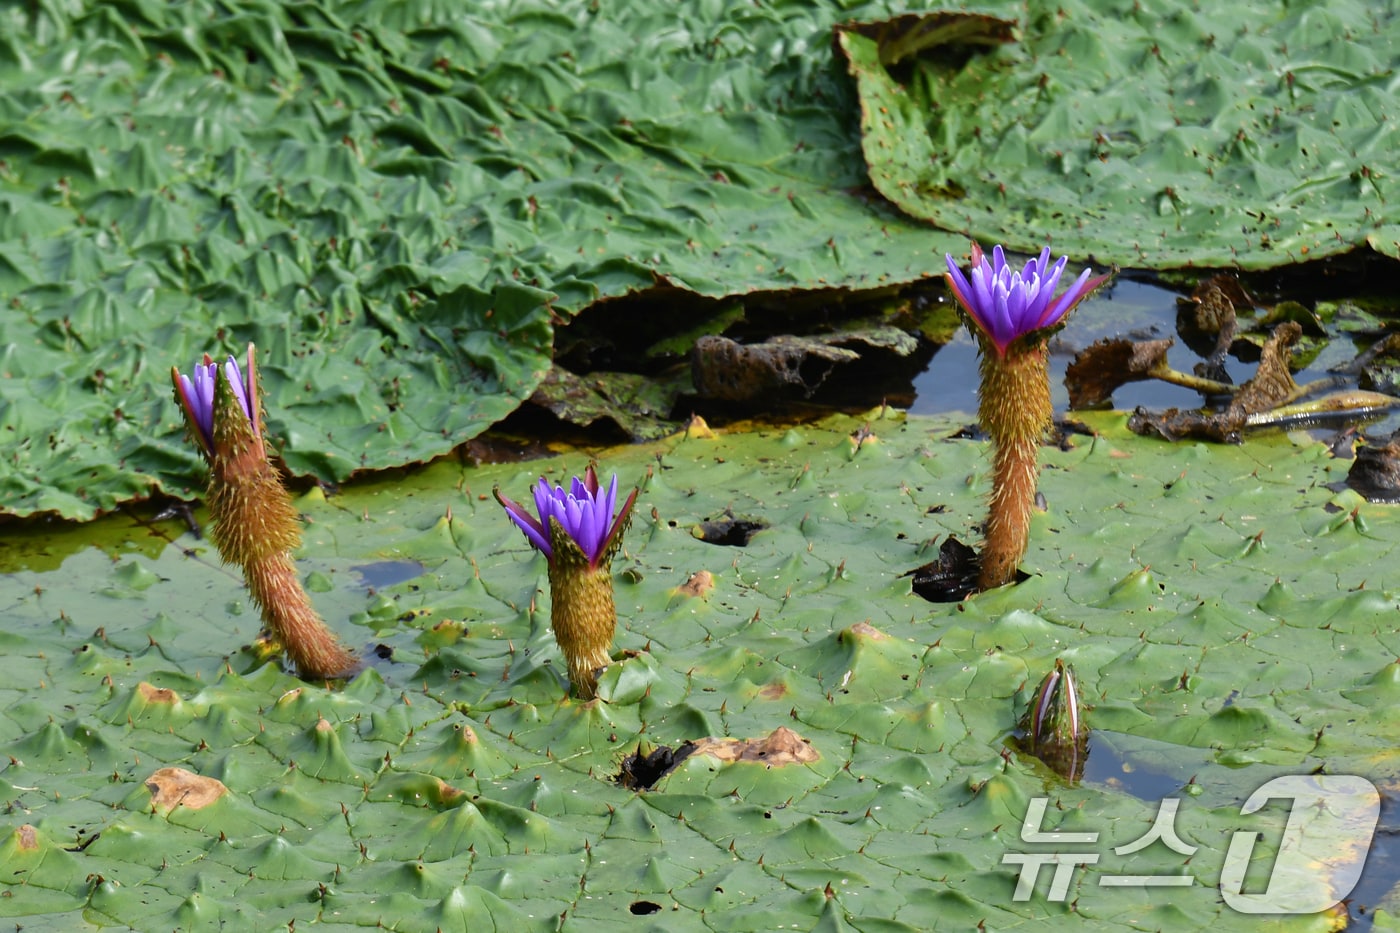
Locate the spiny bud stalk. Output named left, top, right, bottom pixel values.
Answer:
left=496, top=465, right=638, bottom=698
left=173, top=345, right=358, bottom=679
left=547, top=521, right=619, bottom=699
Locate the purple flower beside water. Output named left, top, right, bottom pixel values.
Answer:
left=498, top=465, right=637, bottom=567
left=945, top=244, right=1108, bottom=355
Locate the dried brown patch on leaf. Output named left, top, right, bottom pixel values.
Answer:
left=688, top=726, right=819, bottom=767
left=677, top=570, right=714, bottom=599
left=1065, top=337, right=1174, bottom=408
left=146, top=767, right=228, bottom=811
left=843, top=621, right=889, bottom=641
left=15, top=825, right=38, bottom=851
left=137, top=682, right=180, bottom=704
left=757, top=681, right=788, bottom=700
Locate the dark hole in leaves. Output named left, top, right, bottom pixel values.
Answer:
left=907, top=535, right=1022, bottom=602
left=372, top=644, right=393, bottom=660
left=695, top=510, right=767, bottom=547
left=629, top=901, right=662, bottom=915
left=616, top=742, right=695, bottom=790
left=950, top=423, right=985, bottom=441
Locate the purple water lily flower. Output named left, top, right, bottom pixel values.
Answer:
left=497, top=465, right=638, bottom=568
left=945, top=244, right=1109, bottom=356
left=173, top=348, right=255, bottom=453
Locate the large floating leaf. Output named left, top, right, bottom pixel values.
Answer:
left=838, top=0, right=1400, bottom=270
left=0, top=410, right=1395, bottom=928
left=0, top=0, right=967, bottom=520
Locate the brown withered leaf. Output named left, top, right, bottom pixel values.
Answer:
left=1347, top=436, right=1400, bottom=502
left=1229, top=320, right=1301, bottom=413
left=1128, top=322, right=1302, bottom=442
left=691, top=334, right=857, bottom=402
left=1176, top=274, right=1247, bottom=357
left=146, top=767, right=228, bottom=811
left=688, top=726, right=819, bottom=767
left=1128, top=405, right=1242, bottom=443
left=1065, top=337, right=1174, bottom=408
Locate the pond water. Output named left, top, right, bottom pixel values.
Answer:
left=909, top=277, right=1400, bottom=437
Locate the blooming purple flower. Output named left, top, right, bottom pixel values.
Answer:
left=497, top=465, right=637, bottom=567
left=173, top=349, right=255, bottom=452
left=945, top=244, right=1109, bottom=355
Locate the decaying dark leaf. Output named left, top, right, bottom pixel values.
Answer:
left=527, top=365, right=682, bottom=440
left=692, top=334, right=857, bottom=402
left=1194, top=302, right=1239, bottom=385
left=1356, top=333, right=1400, bottom=395
left=1128, top=322, right=1303, bottom=442
left=146, top=767, right=227, bottom=811
left=617, top=743, right=693, bottom=791
left=1175, top=274, right=1248, bottom=357
left=1347, top=435, right=1400, bottom=503
left=1065, top=337, right=1174, bottom=408
left=690, top=328, right=919, bottom=405
left=1227, top=321, right=1302, bottom=412
left=837, top=11, right=1017, bottom=67
left=616, top=726, right=818, bottom=790
left=687, top=726, right=819, bottom=766
left=906, top=535, right=982, bottom=602
left=1261, top=300, right=1327, bottom=338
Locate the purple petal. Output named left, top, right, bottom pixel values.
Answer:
left=564, top=496, right=584, bottom=542
left=1043, top=267, right=1099, bottom=327
left=1003, top=277, right=1029, bottom=333
left=989, top=244, right=1008, bottom=277
left=499, top=492, right=552, bottom=557
left=222, top=356, right=253, bottom=423
left=575, top=500, right=600, bottom=560
left=600, top=474, right=618, bottom=530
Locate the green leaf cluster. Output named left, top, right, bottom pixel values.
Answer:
left=840, top=0, right=1400, bottom=270
left=0, top=411, right=1392, bottom=929
left=0, top=0, right=968, bottom=520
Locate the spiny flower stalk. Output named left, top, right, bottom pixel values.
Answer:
left=172, top=346, right=358, bottom=679
left=946, top=244, right=1110, bottom=590
left=496, top=466, right=638, bottom=699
